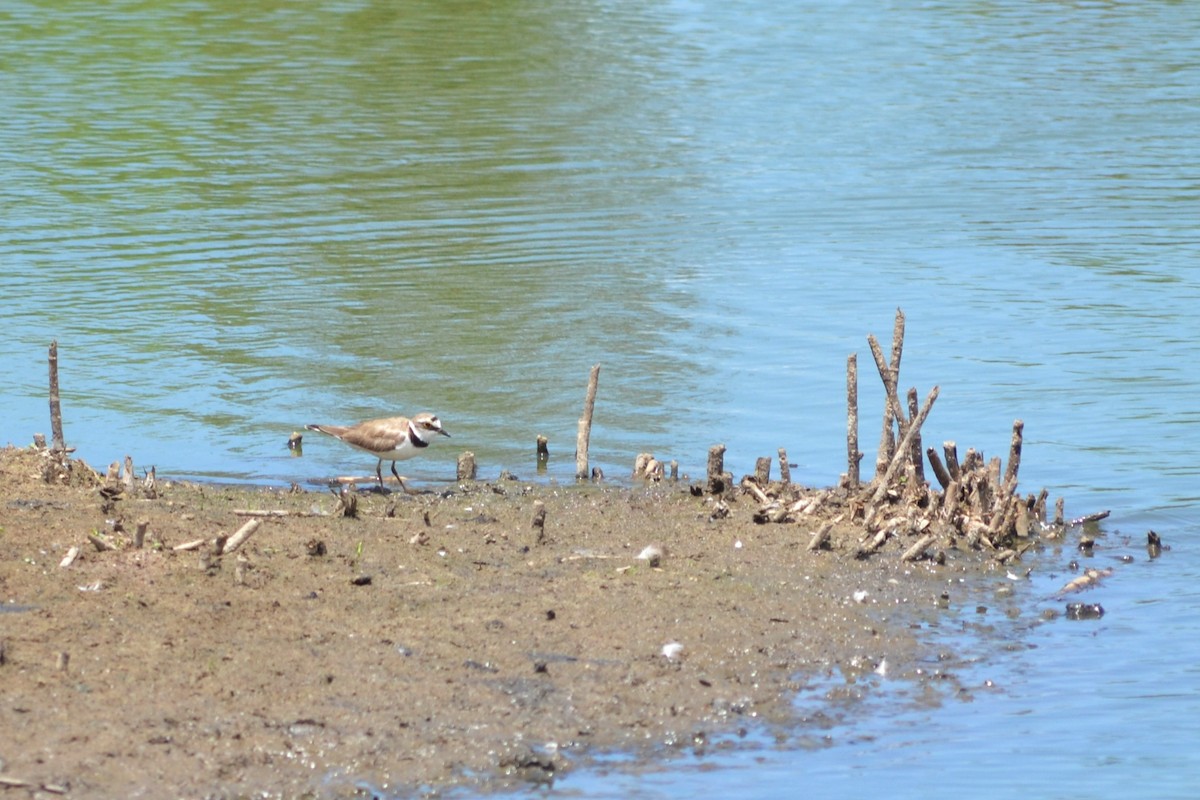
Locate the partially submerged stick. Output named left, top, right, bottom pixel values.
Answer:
left=575, top=363, right=601, bottom=480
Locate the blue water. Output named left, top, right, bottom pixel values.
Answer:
left=2, top=0, right=1199, bottom=796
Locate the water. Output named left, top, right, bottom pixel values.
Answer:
left=2, top=0, right=1199, bottom=796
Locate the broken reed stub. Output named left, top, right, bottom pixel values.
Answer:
left=457, top=451, right=477, bottom=481
left=706, top=444, right=728, bottom=494
left=754, top=457, right=771, bottom=486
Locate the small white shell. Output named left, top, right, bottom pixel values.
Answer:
left=636, top=545, right=664, bottom=567
left=661, top=642, right=685, bottom=660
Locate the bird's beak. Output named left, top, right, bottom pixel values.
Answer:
left=439, top=429, right=451, bottom=437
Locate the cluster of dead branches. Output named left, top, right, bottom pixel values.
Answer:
left=726, top=308, right=1076, bottom=563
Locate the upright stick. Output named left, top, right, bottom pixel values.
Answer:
left=48, top=340, right=65, bottom=452
left=575, top=363, right=601, bottom=480
left=867, top=309, right=907, bottom=479
left=867, top=385, right=939, bottom=516
left=846, top=353, right=861, bottom=487
left=1004, top=419, right=1024, bottom=488
left=906, top=387, right=924, bottom=482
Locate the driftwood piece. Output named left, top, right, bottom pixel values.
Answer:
left=575, top=363, right=601, bottom=480
left=536, top=435, right=549, bottom=463
left=806, top=514, right=843, bottom=552
left=900, top=533, right=936, bottom=562
left=221, top=518, right=261, bottom=555
left=134, top=519, right=148, bottom=549
left=59, top=546, right=80, bottom=568
left=854, top=529, right=890, bottom=559
left=87, top=532, right=117, bottom=552
left=741, top=477, right=769, bottom=505
left=846, top=353, right=861, bottom=487
left=1056, top=567, right=1113, bottom=596
left=1068, top=509, right=1110, bottom=527
left=777, top=448, right=791, bottom=487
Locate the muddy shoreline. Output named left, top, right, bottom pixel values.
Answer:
left=1, top=444, right=1042, bottom=798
